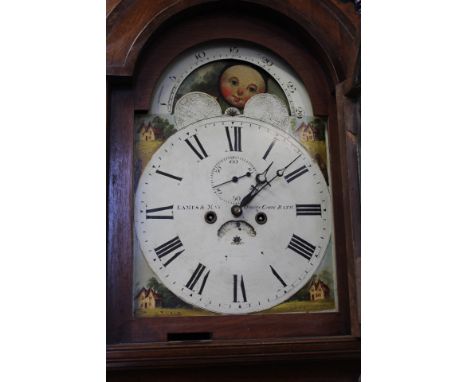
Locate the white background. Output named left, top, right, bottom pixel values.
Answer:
left=0, top=1, right=467, bottom=380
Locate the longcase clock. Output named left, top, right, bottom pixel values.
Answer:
left=107, top=1, right=361, bottom=380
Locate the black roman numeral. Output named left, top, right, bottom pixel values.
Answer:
left=185, top=263, right=210, bottom=294
left=284, top=165, right=309, bottom=183
left=226, top=126, right=242, bottom=151
left=287, top=234, right=316, bottom=260
left=269, top=265, right=287, bottom=287
left=233, top=274, right=247, bottom=302
left=262, top=140, right=276, bottom=160
left=185, top=134, right=208, bottom=160
left=154, top=236, right=184, bottom=266
left=146, top=205, right=174, bottom=219
left=296, top=204, right=321, bottom=216
left=155, top=169, right=183, bottom=182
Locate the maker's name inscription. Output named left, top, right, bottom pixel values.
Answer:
left=176, top=204, right=294, bottom=210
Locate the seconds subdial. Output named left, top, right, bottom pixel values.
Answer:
left=210, top=156, right=257, bottom=205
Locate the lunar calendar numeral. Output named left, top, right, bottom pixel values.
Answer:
left=186, top=263, right=210, bottom=295
left=185, top=135, right=208, bottom=160
left=296, top=204, right=321, bottom=216
left=233, top=274, right=247, bottom=302
left=284, top=165, right=309, bottom=183
left=287, top=234, right=316, bottom=261
left=262, top=140, right=276, bottom=160
left=261, top=56, right=273, bottom=66
left=146, top=205, right=174, bottom=219
left=194, top=51, right=206, bottom=60
left=154, top=236, right=184, bottom=267
left=295, top=107, right=304, bottom=118
left=269, top=265, right=287, bottom=287
left=225, top=126, right=242, bottom=151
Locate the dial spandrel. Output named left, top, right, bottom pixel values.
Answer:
left=134, top=117, right=332, bottom=314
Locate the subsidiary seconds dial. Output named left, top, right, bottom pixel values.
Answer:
left=134, top=116, right=331, bottom=314
left=210, top=156, right=256, bottom=205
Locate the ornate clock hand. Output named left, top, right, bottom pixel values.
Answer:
left=212, top=171, right=252, bottom=188
left=239, top=185, right=260, bottom=208
left=255, top=161, right=274, bottom=184
left=238, top=161, right=273, bottom=208
left=275, top=154, right=301, bottom=177
left=239, top=155, right=302, bottom=208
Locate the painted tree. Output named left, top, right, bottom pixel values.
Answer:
left=151, top=116, right=176, bottom=139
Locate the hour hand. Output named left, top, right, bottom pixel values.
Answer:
left=239, top=186, right=259, bottom=208
left=239, top=155, right=301, bottom=208
left=237, top=162, right=273, bottom=208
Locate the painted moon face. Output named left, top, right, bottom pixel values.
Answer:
left=219, top=65, right=266, bottom=109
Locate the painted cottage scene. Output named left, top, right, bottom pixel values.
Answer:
left=135, top=115, right=176, bottom=168
left=263, top=272, right=335, bottom=314
left=309, top=278, right=330, bottom=301
left=137, top=122, right=163, bottom=142
left=134, top=115, right=176, bottom=190
left=134, top=252, right=336, bottom=317
left=135, top=287, right=162, bottom=310
left=293, top=118, right=329, bottom=183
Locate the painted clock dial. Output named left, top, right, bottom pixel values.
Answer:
left=134, top=116, right=331, bottom=314
left=149, top=41, right=313, bottom=120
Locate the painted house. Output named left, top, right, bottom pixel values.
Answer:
left=138, top=123, right=158, bottom=141
left=135, top=287, right=162, bottom=309
left=309, top=279, right=330, bottom=301
left=295, top=122, right=322, bottom=142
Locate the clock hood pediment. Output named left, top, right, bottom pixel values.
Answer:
left=107, top=0, right=359, bottom=84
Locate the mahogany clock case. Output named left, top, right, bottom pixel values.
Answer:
left=107, top=0, right=360, bottom=369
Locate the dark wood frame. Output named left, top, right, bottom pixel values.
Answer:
left=107, top=0, right=360, bottom=370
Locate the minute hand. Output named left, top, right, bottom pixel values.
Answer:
left=239, top=154, right=301, bottom=208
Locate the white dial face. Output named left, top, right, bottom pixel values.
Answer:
left=150, top=41, right=313, bottom=119
left=134, top=116, right=331, bottom=314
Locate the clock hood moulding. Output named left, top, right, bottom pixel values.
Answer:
left=130, top=22, right=334, bottom=116
left=106, top=0, right=360, bottom=83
